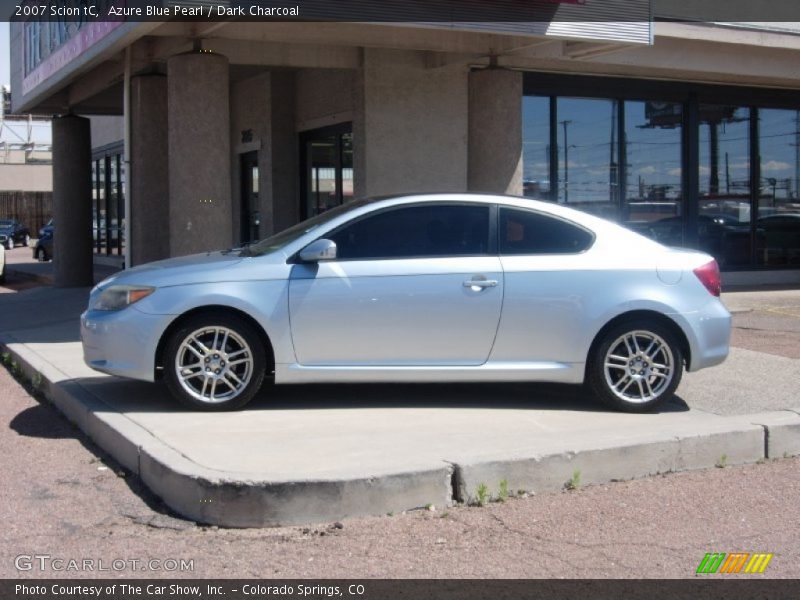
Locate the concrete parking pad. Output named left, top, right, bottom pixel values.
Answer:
left=2, top=285, right=800, bottom=526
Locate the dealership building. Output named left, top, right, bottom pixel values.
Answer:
left=9, top=2, right=800, bottom=286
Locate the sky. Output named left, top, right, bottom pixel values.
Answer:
left=0, top=22, right=9, bottom=87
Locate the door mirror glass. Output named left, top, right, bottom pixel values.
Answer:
left=299, top=239, right=337, bottom=262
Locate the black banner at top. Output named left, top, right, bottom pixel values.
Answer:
left=3, top=0, right=800, bottom=23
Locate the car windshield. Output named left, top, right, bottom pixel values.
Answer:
left=244, top=198, right=379, bottom=257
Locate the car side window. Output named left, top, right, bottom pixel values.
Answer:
left=329, top=204, right=490, bottom=260
left=499, top=207, right=594, bottom=255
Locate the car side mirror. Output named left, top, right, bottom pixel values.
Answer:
left=299, top=239, right=337, bottom=262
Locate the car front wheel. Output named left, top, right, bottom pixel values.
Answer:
left=163, top=313, right=266, bottom=411
left=588, top=319, right=683, bottom=412
left=6, top=239, right=13, bottom=250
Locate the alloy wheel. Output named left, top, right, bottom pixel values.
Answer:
left=174, top=326, right=254, bottom=403
left=603, top=330, right=675, bottom=404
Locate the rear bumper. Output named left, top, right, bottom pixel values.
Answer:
left=682, top=299, right=731, bottom=372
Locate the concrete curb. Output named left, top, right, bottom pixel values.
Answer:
left=2, top=335, right=799, bottom=527
left=454, top=425, right=764, bottom=503
left=2, top=335, right=454, bottom=526
left=744, top=410, right=800, bottom=459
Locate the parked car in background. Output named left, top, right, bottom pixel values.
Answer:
left=39, top=218, right=54, bottom=239
left=0, top=244, right=5, bottom=284
left=82, top=193, right=731, bottom=414
left=34, top=223, right=53, bottom=262
left=757, top=213, right=800, bottom=266
left=0, top=219, right=31, bottom=250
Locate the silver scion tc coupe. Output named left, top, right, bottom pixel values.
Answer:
left=81, top=194, right=731, bottom=413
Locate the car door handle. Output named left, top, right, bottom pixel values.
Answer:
left=463, top=278, right=498, bottom=289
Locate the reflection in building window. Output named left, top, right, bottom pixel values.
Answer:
left=556, top=97, right=619, bottom=219
left=623, top=101, right=683, bottom=246
left=522, top=96, right=551, bottom=201
left=520, top=85, right=800, bottom=271
left=758, top=109, right=800, bottom=267
left=698, top=105, right=751, bottom=268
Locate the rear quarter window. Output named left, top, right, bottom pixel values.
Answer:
left=499, top=207, right=594, bottom=255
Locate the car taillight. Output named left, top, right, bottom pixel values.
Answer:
left=693, top=260, right=721, bottom=297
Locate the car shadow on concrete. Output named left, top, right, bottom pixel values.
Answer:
left=253, top=381, right=691, bottom=413
left=67, top=376, right=691, bottom=415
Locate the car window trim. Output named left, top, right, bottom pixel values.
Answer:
left=288, top=201, right=495, bottom=263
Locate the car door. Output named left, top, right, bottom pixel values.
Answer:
left=490, top=206, right=597, bottom=366
left=288, top=202, right=503, bottom=366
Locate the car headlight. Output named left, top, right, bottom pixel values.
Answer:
left=90, top=285, right=155, bottom=311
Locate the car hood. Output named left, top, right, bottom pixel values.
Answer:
left=97, top=251, right=247, bottom=289
left=94, top=248, right=294, bottom=290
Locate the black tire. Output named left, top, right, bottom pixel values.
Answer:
left=587, top=318, right=683, bottom=413
left=36, top=247, right=47, bottom=262
left=163, top=312, right=267, bottom=411
left=6, top=239, right=13, bottom=250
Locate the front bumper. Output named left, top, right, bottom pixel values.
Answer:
left=81, top=307, right=172, bottom=382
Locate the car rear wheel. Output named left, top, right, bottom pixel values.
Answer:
left=588, top=319, right=683, bottom=413
left=163, top=313, right=266, bottom=411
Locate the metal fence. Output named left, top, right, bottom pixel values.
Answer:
left=0, top=191, right=53, bottom=232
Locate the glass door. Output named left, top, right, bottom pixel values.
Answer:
left=240, top=151, right=259, bottom=244
left=300, top=123, right=353, bottom=218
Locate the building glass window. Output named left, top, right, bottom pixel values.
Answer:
left=623, top=101, right=684, bottom=246
left=93, top=158, right=106, bottom=253
left=522, top=96, right=551, bottom=200
left=757, top=109, right=800, bottom=267
left=92, top=149, right=125, bottom=257
left=301, top=124, right=353, bottom=218
left=556, top=98, right=620, bottom=219
left=697, top=105, right=751, bottom=268
left=522, top=75, right=800, bottom=271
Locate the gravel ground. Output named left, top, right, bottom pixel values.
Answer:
left=1, top=362, right=798, bottom=580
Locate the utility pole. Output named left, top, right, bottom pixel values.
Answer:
left=725, top=151, right=730, bottom=195
left=560, top=119, right=572, bottom=203
left=609, top=107, right=617, bottom=205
